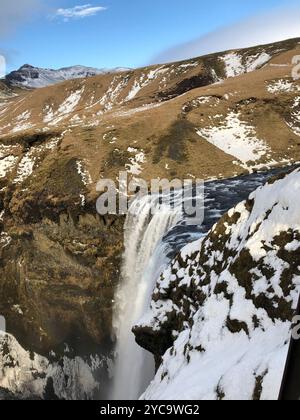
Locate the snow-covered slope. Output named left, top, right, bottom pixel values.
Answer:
left=134, top=169, right=300, bottom=400
left=221, top=51, right=271, bottom=78
left=0, top=333, right=111, bottom=400
left=5, top=64, right=129, bottom=89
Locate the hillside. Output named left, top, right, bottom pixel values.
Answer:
left=0, top=37, right=300, bottom=190
left=0, top=81, right=14, bottom=98
left=134, top=168, right=300, bottom=400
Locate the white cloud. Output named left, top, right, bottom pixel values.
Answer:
left=152, top=6, right=300, bottom=64
left=55, top=4, right=107, bottom=22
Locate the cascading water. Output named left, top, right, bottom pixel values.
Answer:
left=111, top=193, right=183, bottom=400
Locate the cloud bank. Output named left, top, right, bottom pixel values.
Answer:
left=55, top=4, right=107, bottom=22
left=152, top=7, right=300, bottom=64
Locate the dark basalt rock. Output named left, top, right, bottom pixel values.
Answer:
left=158, top=72, right=215, bottom=101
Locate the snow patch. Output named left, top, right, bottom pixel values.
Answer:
left=13, top=137, right=60, bottom=184
left=267, top=79, right=300, bottom=94
left=12, top=110, right=34, bottom=133
left=14, top=155, right=35, bottom=184
left=43, top=104, right=55, bottom=123
left=126, top=148, right=146, bottom=175
left=125, top=67, right=166, bottom=101
left=99, top=75, right=130, bottom=111
left=221, top=52, right=271, bottom=78
left=246, top=52, right=271, bottom=72
left=197, top=111, right=269, bottom=169
left=287, top=96, right=300, bottom=136
left=76, top=160, right=92, bottom=186
left=221, top=53, right=244, bottom=78
left=48, top=88, right=84, bottom=125
left=0, top=155, right=18, bottom=178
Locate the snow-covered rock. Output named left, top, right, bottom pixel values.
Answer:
left=0, top=333, right=110, bottom=400
left=134, top=168, right=300, bottom=400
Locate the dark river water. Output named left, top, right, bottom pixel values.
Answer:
left=163, top=165, right=298, bottom=258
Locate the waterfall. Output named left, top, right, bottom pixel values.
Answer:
left=111, top=193, right=182, bottom=400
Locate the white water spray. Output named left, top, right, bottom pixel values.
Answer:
left=111, top=193, right=182, bottom=400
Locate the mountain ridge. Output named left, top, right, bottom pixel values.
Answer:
left=5, top=64, right=131, bottom=89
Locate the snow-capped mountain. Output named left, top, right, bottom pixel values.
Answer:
left=5, top=64, right=130, bottom=89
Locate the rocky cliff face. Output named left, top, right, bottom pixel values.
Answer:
left=0, top=128, right=126, bottom=349
left=0, top=129, right=124, bottom=398
left=134, top=169, right=300, bottom=400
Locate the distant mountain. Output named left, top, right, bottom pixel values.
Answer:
left=5, top=64, right=130, bottom=89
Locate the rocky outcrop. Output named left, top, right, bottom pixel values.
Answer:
left=134, top=169, right=300, bottom=400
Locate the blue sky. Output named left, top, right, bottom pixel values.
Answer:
left=1, top=0, right=300, bottom=72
